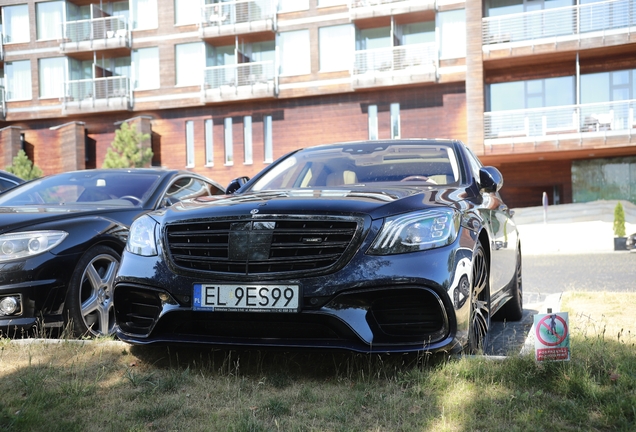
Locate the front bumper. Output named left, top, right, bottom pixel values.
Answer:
left=114, top=228, right=477, bottom=354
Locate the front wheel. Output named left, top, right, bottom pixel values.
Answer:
left=467, top=242, right=490, bottom=354
left=64, top=245, right=120, bottom=337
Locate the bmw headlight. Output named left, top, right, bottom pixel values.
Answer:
left=368, top=209, right=459, bottom=255
left=127, top=215, right=158, bottom=256
left=0, top=231, right=68, bottom=262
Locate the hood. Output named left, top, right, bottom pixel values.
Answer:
left=163, top=186, right=470, bottom=221
left=0, top=205, right=137, bottom=234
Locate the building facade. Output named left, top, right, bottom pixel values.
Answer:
left=1, top=0, right=635, bottom=208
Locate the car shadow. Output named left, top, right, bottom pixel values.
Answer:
left=487, top=306, right=538, bottom=356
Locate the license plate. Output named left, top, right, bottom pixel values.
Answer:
left=193, top=284, right=300, bottom=312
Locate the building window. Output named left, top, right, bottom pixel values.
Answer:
left=278, top=30, right=310, bottom=76
left=224, top=117, right=233, bottom=165
left=489, top=76, right=575, bottom=111
left=244, top=116, right=253, bottom=165
left=174, top=0, right=200, bottom=25
left=37, top=1, right=64, bottom=41
left=205, top=119, right=214, bottom=166
left=6, top=60, right=32, bottom=101
left=319, top=24, right=354, bottom=72
left=438, top=9, right=466, bottom=59
left=368, top=105, right=378, bottom=140
left=132, top=47, right=160, bottom=90
left=131, top=0, right=158, bottom=30
left=2, top=4, right=30, bottom=44
left=39, top=57, right=66, bottom=99
left=185, top=121, right=195, bottom=168
left=390, top=103, right=401, bottom=139
left=264, top=115, right=273, bottom=163
left=176, top=43, right=204, bottom=86
left=279, top=0, right=309, bottom=12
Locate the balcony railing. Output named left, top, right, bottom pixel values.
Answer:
left=484, top=100, right=636, bottom=142
left=63, top=76, right=130, bottom=103
left=353, top=42, right=437, bottom=76
left=203, top=60, right=275, bottom=90
left=61, top=16, right=129, bottom=48
left=350, top=0, right=426, bottom=7
left=0, top=86, right=5, bottom=119
left=201, top=0, right=276, bottom=29
left=483, top=0, right=636, bottom=45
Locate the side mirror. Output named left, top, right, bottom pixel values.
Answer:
left=226, top=176, right=250, bottom=194
left=479, top=166, right=503, bottom=193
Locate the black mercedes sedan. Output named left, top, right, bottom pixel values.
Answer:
left=114, top=139, right=522, bottom=354
left=0, top=169, right=224, bottom=338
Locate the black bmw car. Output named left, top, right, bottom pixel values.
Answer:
left=114, top=139, right=522, bottom=354
left=0, top=169, right=225, bottom=338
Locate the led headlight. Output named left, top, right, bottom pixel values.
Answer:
left=127, top=214, right=158, bottom=256
left=368, top=209, right=459, bottom=255
left=0, top=231, right=68, bottom=262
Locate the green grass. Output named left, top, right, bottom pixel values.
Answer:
left=0, top=291, right=634, bottom=431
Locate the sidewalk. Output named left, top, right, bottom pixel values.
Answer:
left=513, top=200, right=636, bottom=255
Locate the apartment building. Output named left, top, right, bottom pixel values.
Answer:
left=0, top=0, right=635, bottom=208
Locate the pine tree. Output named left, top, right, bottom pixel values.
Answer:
left=613, top=201, right=626, bottom=238
left=5, top=149, right=43, bottom=180
left=102, top=122, right=153, bottom=168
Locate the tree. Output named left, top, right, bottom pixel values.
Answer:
left=102, top=122, right=153, bottom=168
left=5, top=149, right=43, bottom=180
left=613, top=201, right=626, bottom=238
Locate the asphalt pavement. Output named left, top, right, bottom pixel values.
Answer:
left=486, top=200, right=636, bottom=356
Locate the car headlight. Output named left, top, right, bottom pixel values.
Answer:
left=368, top=209, right=459, bottom=255
left=127, top=215, right=158, bottom=256
left=0, top=231, right=68, bottom=262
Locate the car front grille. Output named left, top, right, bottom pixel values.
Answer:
left=114, top=286, right=162, bottom=335
left=165, top=216, right=362, bottom=276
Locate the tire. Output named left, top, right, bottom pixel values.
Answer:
left=496, top=247, right=523, bottom=322
left=64, top=245, right=120, bottom=337
left=467, top=241, right=490, bottom=354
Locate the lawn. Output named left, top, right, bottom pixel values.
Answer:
left=0, top=291, right=634, bottom=431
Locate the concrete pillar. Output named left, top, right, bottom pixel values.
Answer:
left=466, top=0, right=485, bottom=155
left=53, top=122, right=86, bottom=172
left=0, top=126, right=23, bottom=169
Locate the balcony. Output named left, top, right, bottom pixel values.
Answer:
left=60, top=16, right=130, bottom=55
left=200, top=0, right=276, bottom=39
left=484, top=100, right=636, bottom=147
left=482, top=0, right=636, bottom=58
left=352, top=42, right=437, bottom=89
left=349, top=0, right=435, bottom=20
left=62, top=76, right=131, bottom=115
left=201, top=61, right=277, bottom=103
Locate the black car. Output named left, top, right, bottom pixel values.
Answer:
left=0, top=170, right=26, bottom=192
left=114, top=139, right=522, bottom=354
left=627, top=232, right=636, bottom=251
left=0, top=169, right=225, bottom=338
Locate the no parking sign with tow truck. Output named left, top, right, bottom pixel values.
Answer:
left=534, top=310, right=570, bottom=361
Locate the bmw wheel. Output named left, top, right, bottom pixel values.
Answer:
left=65, top=245, right=120, bottom=337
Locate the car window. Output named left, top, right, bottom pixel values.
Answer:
left=0, top=172, right=161, bottom=206
left=464, top=147, right=483, bottom=183
left=0, top=178, right=18, bottom=191
left=250, top=143, right=461, bottom=191
left=165, top=177, right=224, bottom=203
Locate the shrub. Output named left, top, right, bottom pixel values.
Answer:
left=613, top=201, right=626, bottom=237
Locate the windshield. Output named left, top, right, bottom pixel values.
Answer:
left=250, top=141, right=460, bottom=191
left=0, top=171, right=162, bottom=207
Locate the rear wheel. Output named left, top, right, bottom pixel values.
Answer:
left=64, top=245, right=120, bottom=337
left=496, top=247, right=523, bottom=321
left=467, top=242, right=490, bottom=354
